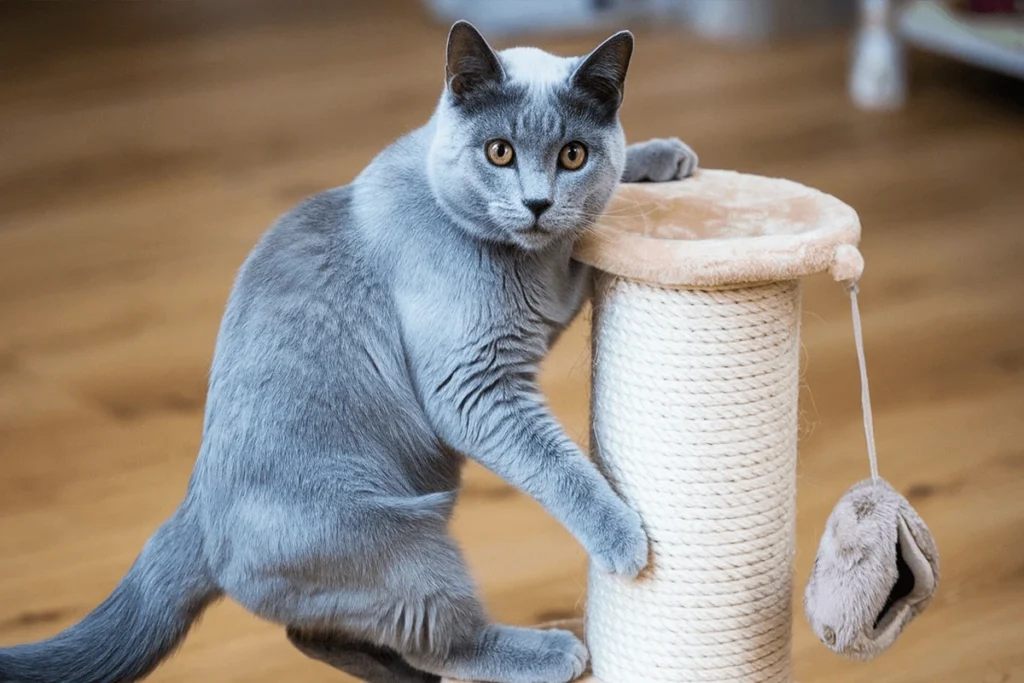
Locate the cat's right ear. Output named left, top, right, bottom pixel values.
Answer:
left=445, top=21, right=504, bottom=102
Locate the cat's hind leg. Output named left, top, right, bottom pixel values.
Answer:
left=410, top=622, right=588, bottom=683
left=287, top=626, right=439, bottom=683
left=380, top=536, right=588, bottom=683
left=218, top=496, right=587, bottom=683
left=287, top=623, right=586, bottom=683
left=276, top=531, right=588, bottom=683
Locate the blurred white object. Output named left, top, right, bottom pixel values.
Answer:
left=850, top=0, right=908, bottom=110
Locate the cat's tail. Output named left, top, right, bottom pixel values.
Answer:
left=0, top=499, right=221, bottom=683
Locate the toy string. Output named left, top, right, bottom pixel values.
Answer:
left=847, top=281, right=879, bottom=481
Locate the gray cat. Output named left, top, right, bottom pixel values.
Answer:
left=0, top=21, right=697, bottom=683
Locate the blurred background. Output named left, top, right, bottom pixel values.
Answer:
left=0, top=0, right=1022, bottom=681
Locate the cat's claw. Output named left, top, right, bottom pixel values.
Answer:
left=590, top=505, right=649, bottom=578
left=622, top=137, right=699, bottom=183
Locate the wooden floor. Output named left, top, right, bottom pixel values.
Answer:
left=1, top=1, right=1022, bottom=681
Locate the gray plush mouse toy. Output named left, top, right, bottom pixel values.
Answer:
left=804, top=477, right=939, bottom=660
left=804, top=282, right=940, bottom=661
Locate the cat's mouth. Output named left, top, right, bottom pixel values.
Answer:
left=512, top=222, right=557, bottom=249
left=518, top=219, right=553, bottom=238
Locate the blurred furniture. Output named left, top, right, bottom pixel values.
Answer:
left=677, top=0, right=855, bottom=41
left=422, top=0, right=637, bottom=36
left=851, top=0, right=1024, bottom=110
left=425, top=0, right=1022, bottom=113
left=901, top=1, right=1024, bottom=77
left=422, top=0, right=855, bottom=39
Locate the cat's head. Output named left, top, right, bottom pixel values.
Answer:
left=427, top=21, right=631, bottom=251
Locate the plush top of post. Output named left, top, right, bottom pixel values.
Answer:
left=574, top=169, right=863, bottom=287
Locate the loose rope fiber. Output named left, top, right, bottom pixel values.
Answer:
left=586, top=276, right=802, bottom=683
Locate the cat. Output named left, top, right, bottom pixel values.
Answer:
left=0, top=21, right=697, bottom=683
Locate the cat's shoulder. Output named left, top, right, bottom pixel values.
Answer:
left=236, top=184, right=369, bottom=290
left=266, top=184, right=354, bottom=245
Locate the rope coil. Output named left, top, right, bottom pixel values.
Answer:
left=586, top=276, right=801, bottom=683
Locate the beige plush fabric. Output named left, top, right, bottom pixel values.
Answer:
left=804, top=478, right=940, bottom=661
left=574, top=169, right=863, bottom=287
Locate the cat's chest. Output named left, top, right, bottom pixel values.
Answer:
left=495, top=254, right=589, bottom=341
left=536, top=259, right=591, bottom=326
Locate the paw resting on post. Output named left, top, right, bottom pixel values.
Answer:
left=622, top=137, right=699, bottom=183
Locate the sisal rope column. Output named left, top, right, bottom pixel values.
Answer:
left=586, top=277, right=800, bottom=683
left=572, top=169, right=862, bottom=683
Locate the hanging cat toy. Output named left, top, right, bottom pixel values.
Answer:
left=450, top=167, right=939, bottom=683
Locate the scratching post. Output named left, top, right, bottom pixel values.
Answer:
left=449, top=169, right=863, bottom=683
left=586, top=278, right=801, bottom=682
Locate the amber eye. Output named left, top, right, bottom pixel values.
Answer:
left=486, top=139, right=515, bottom=167
left=559, top=141, right=587, bottom=170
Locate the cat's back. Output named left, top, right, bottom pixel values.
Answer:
left=205, top=184, right=406, bottom=442
left=234, top=185, right=379, bottom=307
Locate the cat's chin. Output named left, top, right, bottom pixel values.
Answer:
left=507, top=219, right=593, bottom=251
left=508, top=226, right=562, bottom=251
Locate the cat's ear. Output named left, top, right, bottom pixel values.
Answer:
left=445, top=21, right=504, bottom=101
left=571, top=30, right=633, bottom=115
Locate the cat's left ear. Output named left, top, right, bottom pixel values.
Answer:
left=571, top=31, right=633, bottom=116
left=446, top=21, right=505, bottom=102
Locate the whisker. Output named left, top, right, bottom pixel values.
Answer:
left=572, top=204, right=662, bottom=220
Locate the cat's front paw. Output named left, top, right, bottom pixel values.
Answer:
left=590, top=505, right=649, bottom=578
left=622, top=137, right=699, bottom=183
left=537, top=628, right=589, bottom=682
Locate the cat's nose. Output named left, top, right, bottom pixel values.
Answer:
left=523, top=198, right=553, bottom=218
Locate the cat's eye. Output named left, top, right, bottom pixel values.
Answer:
left=559, top=142, right=587, bottom=171
left=486, top=139, right=515, bottom=167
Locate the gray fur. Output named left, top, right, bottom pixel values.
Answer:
left=0, top=502, right=218, bottom=682
left=803, top=478, right=939, bottom=661
left=621, top=137, right=699, bottom=183
left=0, top=21, right=697, bottom=683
